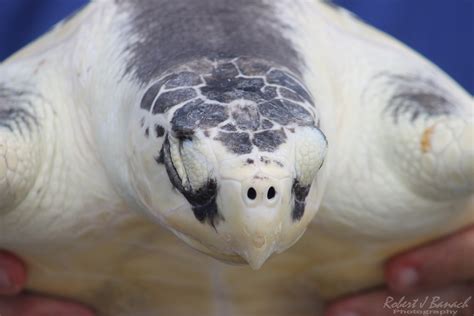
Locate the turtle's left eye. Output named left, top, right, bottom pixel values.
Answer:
left=159, top=135, right=220, bottom=226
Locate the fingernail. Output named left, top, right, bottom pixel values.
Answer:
left=0, top=269, right=12, bottom=289
left=395, top=267, right=419, bottom=289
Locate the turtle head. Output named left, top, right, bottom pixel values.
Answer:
left=131, top=58, right=327, bottom=269
left=155, top=124, right=327, bottom=269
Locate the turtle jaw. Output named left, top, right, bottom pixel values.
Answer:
left=239, top=238, right=276, bottom=270
left=237, top=218, right=282, bottom=270
left=215, top=174, right=298, bottom=270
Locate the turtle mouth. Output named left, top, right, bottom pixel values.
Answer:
left=208, top=252, right=247, bottom=265
left=158, top=135, right=221, bottom=226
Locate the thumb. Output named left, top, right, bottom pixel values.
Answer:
left=385, top=225, right=474, bottom=293
left=0, top=251, right=27, bottom=295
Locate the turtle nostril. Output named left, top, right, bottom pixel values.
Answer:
left=247, top=187, right=257, bottom=200
left=267, top=186, right=276, bottom=200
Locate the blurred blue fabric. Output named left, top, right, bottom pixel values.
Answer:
left=0, top=0, right=472, bottom=93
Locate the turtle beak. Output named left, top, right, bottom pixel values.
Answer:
left=237, top=214, right=281, bottom=270
left=241, top=245, right=274, bottom=270
left=217, top=173, right=293, bottom=270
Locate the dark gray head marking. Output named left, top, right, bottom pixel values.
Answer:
left=152, top=88, right=197, bottom=114
left=215, top=132, right=253, bottom=155
left=260, top=156, right=270, bottom=164
left=281, top=100, right=315, bottom=125
left=258, top=100, right=314, bottom=127
left=171, top=101, right=228, bottom=137
left=262, top=86, right=278, bottom=100
left=291, top=180, right=311, bottom=221
left=274, top=160, right=284, bottom=168
left=155, top=124, right=165, bottom=137
left=267, top=70, right=313, bottom=104
left=261, top=119, right=274, bottom=129
left=280, top=88, right=304, bottom=103
left=202, top=87, right=264, bottom=104
left=221, top=123, right=237, bottom=132
left=367, top=73, right=458, bottom=124
left=211, top=62, right=239, bottom=79
left=232, top=104, right=260, bottom=131
left=140, top=82, right=160, bottom=111
left=252, top=129, right=287, bottom=152
left=258, top=101, right=292, bottom=125
left=140, top=57, right=317, bottom=155
left=119, top=0, right=302, bottom=84
left=165, top=72, right=202, bottom=89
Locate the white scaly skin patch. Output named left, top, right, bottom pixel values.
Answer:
left=181, top=138, right=212, bottom=190
left=0, top=64, right=44, bottom=214
left=0, top=130, right=39, bottom=213
left=294, top=126, right=327, bottom=186
left=168, top=135, right=189, bottom=186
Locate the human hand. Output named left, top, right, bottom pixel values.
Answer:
left=0, top=250, right=94, bottom=316
left=325, top=225, right=474, bottom=316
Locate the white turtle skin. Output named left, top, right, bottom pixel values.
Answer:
left=0, top=1, right=473, bottom=316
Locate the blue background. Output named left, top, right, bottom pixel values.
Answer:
left=0, top=0, right=472, bottom=93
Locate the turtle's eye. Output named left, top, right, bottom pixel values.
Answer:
left=159, top=134, right=220, bottom=226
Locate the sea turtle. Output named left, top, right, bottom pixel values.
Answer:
left=0, top=0, right=473, bottom=315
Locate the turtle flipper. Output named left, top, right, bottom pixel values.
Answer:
left=390, top=116, right=473, bottom=200
left=0, top=81, right=42, bottom=212
left=372, top=73, right=474, bottom=200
